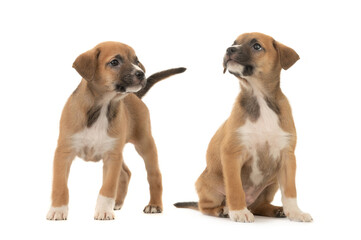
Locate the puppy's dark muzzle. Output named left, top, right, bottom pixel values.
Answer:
left=223, top=47, right=241, bottom=70
left=223, top=45, right=253, bottom=75
left=224, top=47, right=250, bottom=65
left=115, top=75, right=147, bottom=93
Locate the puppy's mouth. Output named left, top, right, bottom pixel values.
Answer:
left=223, top=56, right=253, bottom=77
left=115, top=80, right=147, bottom=93
left=223, top=55, right=242, bottom=73
left=223, top=59, right=236, bottom=73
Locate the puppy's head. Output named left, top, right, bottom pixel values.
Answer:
left=223, top=32, right=299, bottom=81
left=73, top=41, right=146, bottom=94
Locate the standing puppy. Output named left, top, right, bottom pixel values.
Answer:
left=46, top=41, right=186, bottom=220
left=175, top=33, right=312, bottom=222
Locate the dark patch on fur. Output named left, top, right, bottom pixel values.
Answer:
left=240, top=92, right=260, bottom=121
left=106, top=100, right=119, bottom=123
left=135, top=67, right=186, bottom=99
left=243, top=65, right=254, bottom=76
left=265, top=97, right=281, bottom=115
left=250, top=38, right=258, bottom=45
left=86, top=105, right=101, bottom=128
left=257, top=144, right=281, bottom=175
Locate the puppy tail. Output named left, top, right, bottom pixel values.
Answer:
left=135, top=67, right=186, bottom=99
left=173, top=201, right=199, bottom=210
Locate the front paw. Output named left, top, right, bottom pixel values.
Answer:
left=94, top=195, right=115, bottom=220
left=143, top=205, right=162, bottom=214
left=286, top=210, right=313, bottom=222
left=229, top=208, right=255, bottom=223
left=46, top=206, right=68, bottom=220
left=94, top=209, right=115, bottom=220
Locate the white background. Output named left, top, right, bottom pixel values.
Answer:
left=1, top=0, right=360, bottom=239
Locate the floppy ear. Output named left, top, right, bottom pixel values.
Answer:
left=72, top=48, right=100, bottom=81
left=274, top=41, right=299, bottom=70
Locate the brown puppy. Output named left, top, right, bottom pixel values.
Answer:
left=175, top=33, right=312, bottom=222
left=46, top=41, right=186, bottom=220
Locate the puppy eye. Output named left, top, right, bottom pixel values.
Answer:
left=110, top=59, right=119, bottom=66
left=253, top=43, right=262, bottom=51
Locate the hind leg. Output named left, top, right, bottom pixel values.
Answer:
left=249, top=182, right=285, bottom=218
left=114, top=163, right=131, bottom=210
left=196, top=176, right=228, bottom=218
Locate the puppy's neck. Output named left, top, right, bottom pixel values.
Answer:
left=238, top=74, right=281, bottom=100
left=73, top=79, right=125, bottom=117
left=77, top=79, right=125, bottom=106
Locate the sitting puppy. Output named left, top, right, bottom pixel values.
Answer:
left=46, top=41, right=185, bottom=220
left=175, top=33, right=312, bottom=222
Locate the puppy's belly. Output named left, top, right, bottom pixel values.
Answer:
left=244, top=185, right=269, bottom=206
left=240, top=145, right=282, bottom=206
left=243, top=181, right=277, bottom=206
left=77, top=146, right=104, bottom=162
left=72, top=137, right=116, bottom=162
left=72, top=128, right=116, bottom=161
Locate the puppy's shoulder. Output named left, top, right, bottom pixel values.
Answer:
left=123, top=94, right=149, bottom=115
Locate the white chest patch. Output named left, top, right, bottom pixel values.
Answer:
left=237, top=91, right=290, bottom=185
left=71, top=105, right=116, bottom=161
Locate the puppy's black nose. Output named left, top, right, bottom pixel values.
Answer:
left=135, top=71, right=144, bottom=80
left=226, top=47, right=237, bottom=55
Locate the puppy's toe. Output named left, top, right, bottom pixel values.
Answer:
left=94, top=210, right=115, bottom=220
left=46, top=206, right=68, bottom=221
left=143, top=205, right=162, bottom=214
left=94, top=195, right=115, bottom=220
left=229, top=208, right=255, bottom=223
left=287, top=211, right=313, bottom=222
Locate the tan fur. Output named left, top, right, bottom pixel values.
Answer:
left=47, top=42, right=184, bottom=220
left=189, top=33, right=312, bottom=222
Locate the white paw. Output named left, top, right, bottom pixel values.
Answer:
left=286, top=210, right=313, bottom=222
left=46, top=206, right=68, bottom=220
left=94, top=195, right=115, bottom=220
left=229, top=208, right=255, bottom=223
left=282, top=197, right=313, bottom=222
left=143, top=205, right=162, bottom=214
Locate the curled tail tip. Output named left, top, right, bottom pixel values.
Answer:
left=176, top=67, right=187, bottom=73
